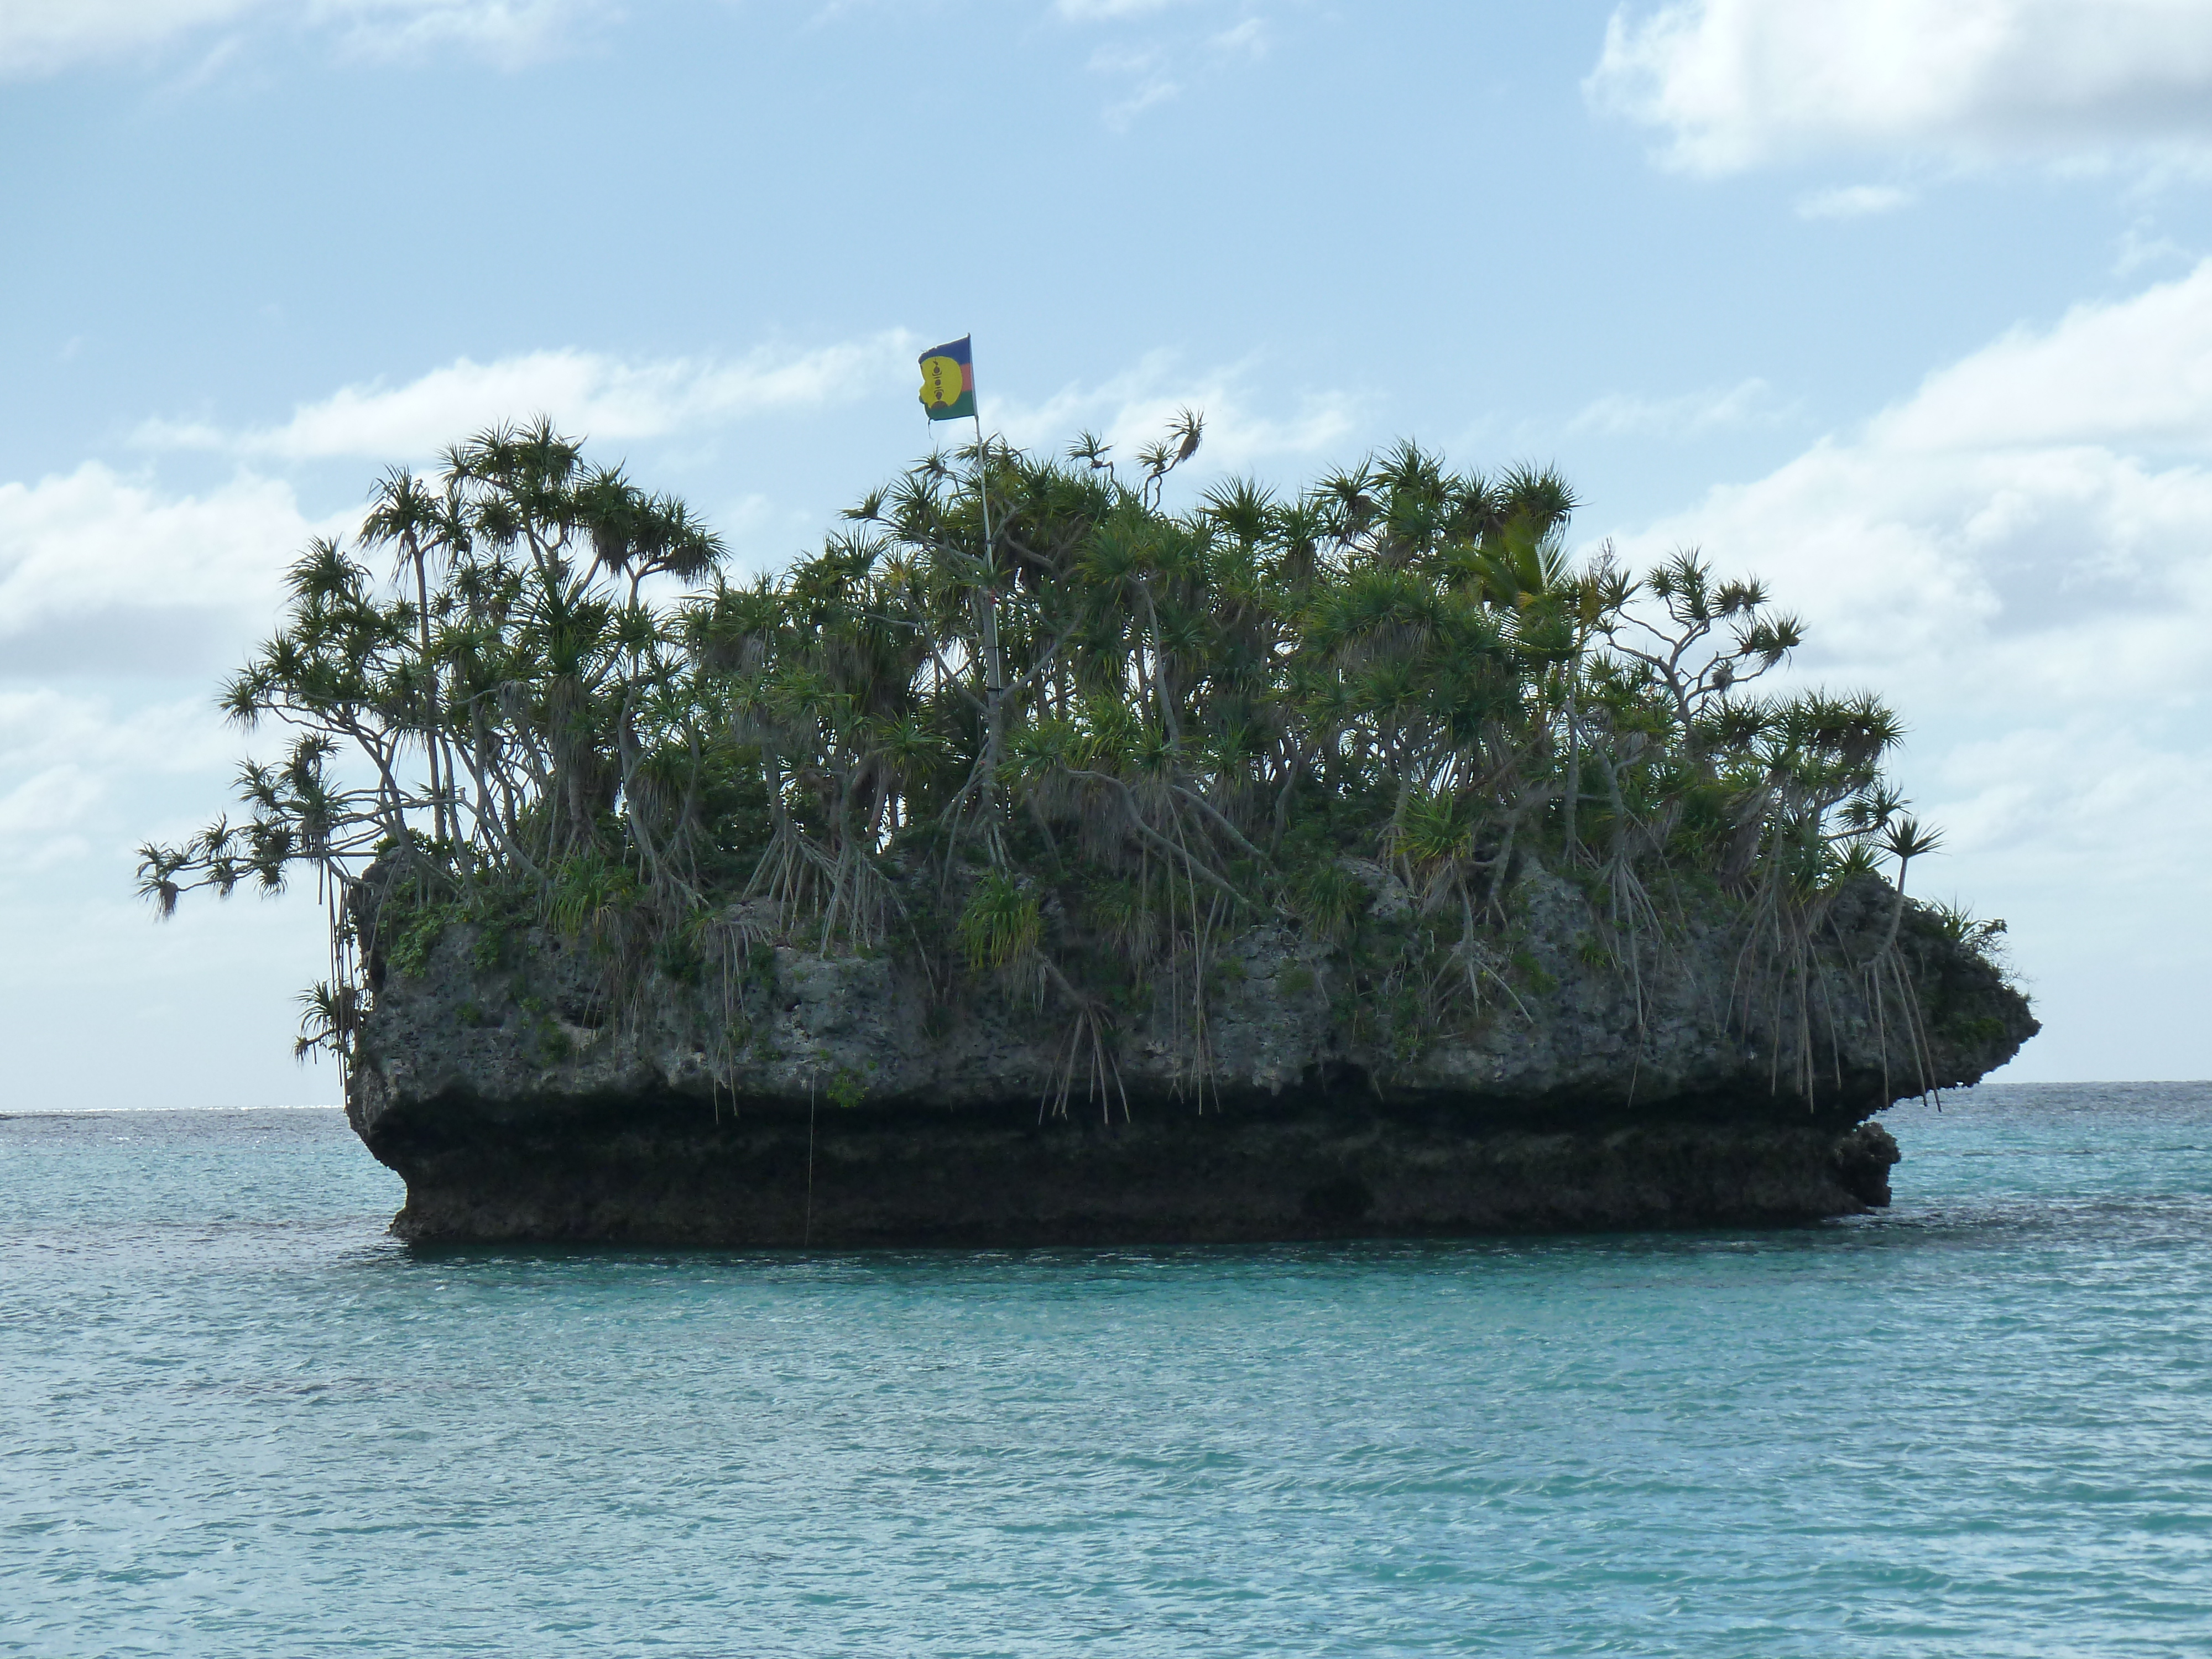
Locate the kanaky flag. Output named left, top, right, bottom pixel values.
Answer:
left=918, top=336, right=977, bottom=421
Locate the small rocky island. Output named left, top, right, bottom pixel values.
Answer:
left=349, top=867, right=2030, bottom=1244
left=146, top=419, right=2036, bottom=1244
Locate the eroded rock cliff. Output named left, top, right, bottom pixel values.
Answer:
left=346, top=867, right=2035, bottom=1244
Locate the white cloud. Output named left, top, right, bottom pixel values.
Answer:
left=131, top=335, right=1352, bottom=484
left=1083, top=43, right=1181, bottom=126
left=9, top=336, right=910, bottom=689
left=1065, top=1, right=1271, bottom=125
left=85, top=333, right=1321, bottom=641
left=1796, top=182, right=1912, bottom=220
left=1057, top=0, right=1193, bottom=18
left=1604, top=265, right=2212, bottom=708
left=1568, top=376, right=1784, bottom=437
left=312, top=0, right=612, bottom=67
left=1597, top=260, right=2212, bottom=1073
left=1873, top=263, right=2212, bottom=453
left=1211, top=16, right=1265, bottom=56
left=134, top=335, right=917, bottom=463
left=0, top=680, right=340, bottom=1108
left=0, top=0, right=612, bottom=79
left=0, top=464, right=328, bottom=660
left=0, top=688, right=235, bottom=870
left=0, top=766, right=101, bottom=872
left=1104, top=75, right=1181, bottom=127
left=988, top=349, right=1365, bottom=478
left=2114, top=218, right=2191, bottom=275
left=1589, top=0, right=2212, bottom=174
left=0, top=1, right=258, bottom=78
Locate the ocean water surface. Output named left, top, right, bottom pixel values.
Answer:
left=2, top=1083, right=2208, bottom=1657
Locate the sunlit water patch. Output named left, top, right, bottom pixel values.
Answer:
left=3, top=1085, right=2208, bottom=1657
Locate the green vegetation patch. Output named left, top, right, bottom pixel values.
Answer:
left=138, top=415, right=1996, bottom=1093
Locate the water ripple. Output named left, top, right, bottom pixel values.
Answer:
left=2, top=1085, right=2209, bottom=1656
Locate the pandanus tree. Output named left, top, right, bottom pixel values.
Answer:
left=142, top=415, right=1950, bottom=1095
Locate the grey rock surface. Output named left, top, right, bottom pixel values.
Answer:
left=346, top=865, right=2035, bottom=1244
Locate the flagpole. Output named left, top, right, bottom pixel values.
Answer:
left=973, top=407, right=1004, bottom=695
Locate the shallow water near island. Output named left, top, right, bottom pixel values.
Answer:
left=3, top=1084, right=2208, bottom=1658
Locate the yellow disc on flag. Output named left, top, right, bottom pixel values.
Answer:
left=919, top=354, right=962, bottom=411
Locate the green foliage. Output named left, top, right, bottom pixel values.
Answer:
left=1944, top=1012, right=2011, bottom=1045
left=383, top=901, right=458, bottom=980
left=293, top=979, right=358, bottom=1063
left=1509, top=949, right=1559, bottom=998
left=1288, top=861, right=1367, bottom=941
left=654, top=926, right=706, bottom=984
left=959, top=873, right=1041, bottom=971
left=1927, top=899, right=2010, bottom=968
left=139, top=415, right=1964, bottom=1084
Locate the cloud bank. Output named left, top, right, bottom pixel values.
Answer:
left=130, top=334, right=1357, bottom=486
left=990, top=349, right=1363, bottom=474
left=0, top=0, right=613, bottom=79
left=134, top=336, right=919, bottom=463
left=1589, top=0, right=2212, bottom=173
left=1567, top=376, right=1782, bottom=438
left=0, top=465, right=322, bottom=654
left=1601, top=260, right=2212, bottom=1071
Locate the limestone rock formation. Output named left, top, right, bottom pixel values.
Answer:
left=346, top=867, right=2035, bottom=1245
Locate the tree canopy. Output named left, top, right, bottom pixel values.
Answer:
left=139, top=415, right=1956, bottom=1089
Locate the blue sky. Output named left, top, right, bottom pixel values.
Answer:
left=7, top=0, right=2212, bottom=1106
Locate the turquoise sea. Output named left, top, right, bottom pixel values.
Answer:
left=2, top=1084, right=2208, bottom=1657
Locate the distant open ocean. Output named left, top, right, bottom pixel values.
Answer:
left=3, top=1083, right=2208, bottom=1657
